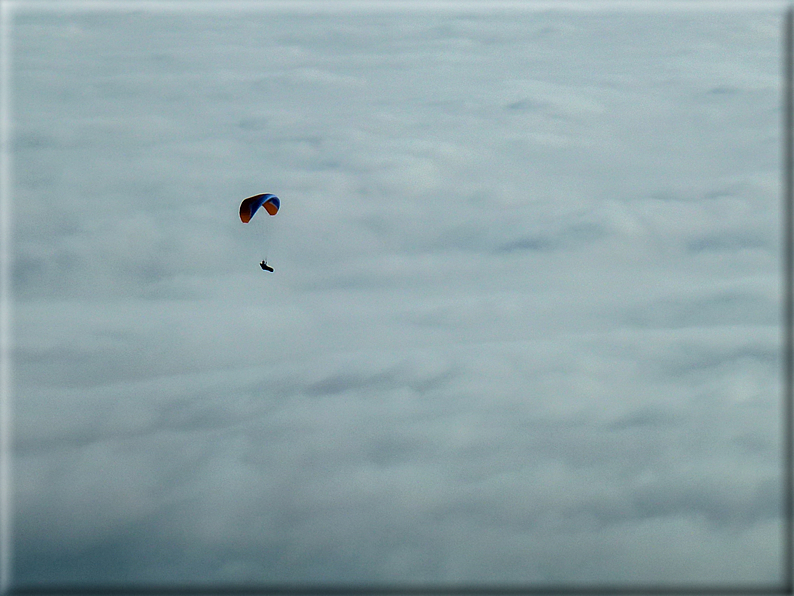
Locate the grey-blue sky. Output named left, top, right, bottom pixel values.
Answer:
left=9, top=1, right=785, bottom=585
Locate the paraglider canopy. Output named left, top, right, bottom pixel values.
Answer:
left=240, top=193, right=280, bottom=223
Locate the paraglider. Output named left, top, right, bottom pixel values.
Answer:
left=240, top=193, right=280, bottom=222
left=240, top=193, right=280, bottom=271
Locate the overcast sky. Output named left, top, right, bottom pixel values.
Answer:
left=7, top=0, right=788, bottom=586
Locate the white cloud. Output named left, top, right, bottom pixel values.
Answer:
left=10, top=4, right=784, bottom=586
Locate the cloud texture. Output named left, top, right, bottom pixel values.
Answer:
left=10, top=2, right=785, bottom=585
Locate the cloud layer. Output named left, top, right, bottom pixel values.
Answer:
left=10, top=3, right=785, bottom=585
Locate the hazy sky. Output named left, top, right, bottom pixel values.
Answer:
left=8, top=0, right=787, bottom=586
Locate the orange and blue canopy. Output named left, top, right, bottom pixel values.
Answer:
left=240, top=193, right=280, bottom=223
